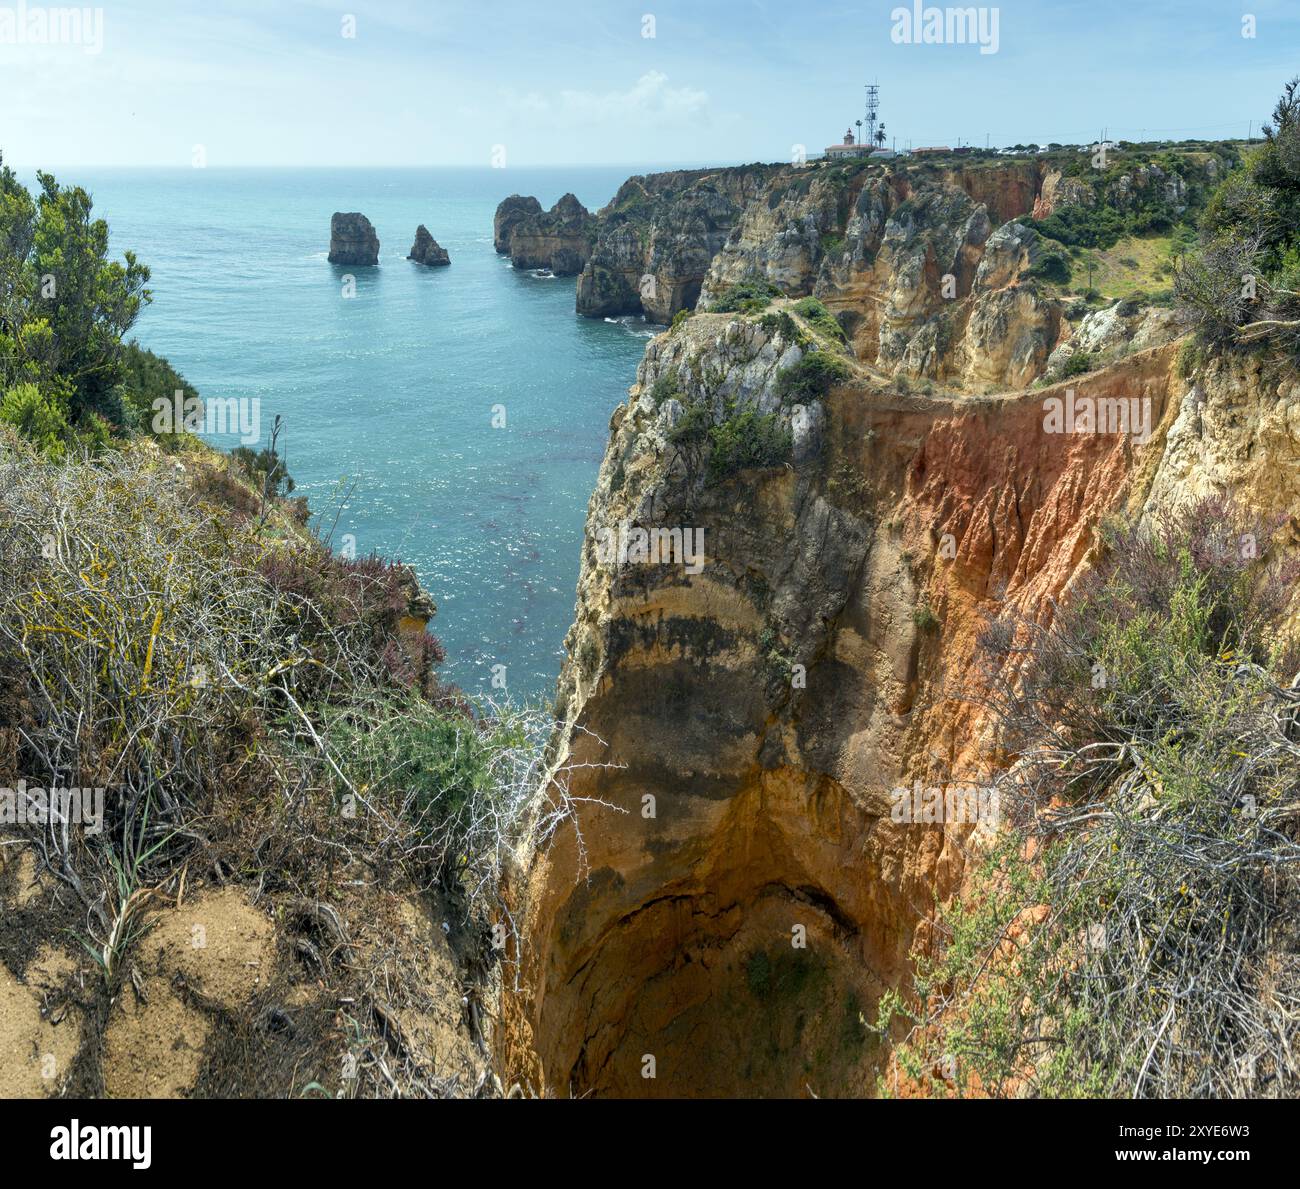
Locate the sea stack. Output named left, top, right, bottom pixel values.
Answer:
left=407, top=225, right=450, bottom=266
left=493, top=194, right=542, bottom=254
left=328, top=212, right=380, bottom=266
left=496, top=192, right=595, bottom=275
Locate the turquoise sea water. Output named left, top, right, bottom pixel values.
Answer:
left=50, top=167, right=659, bottom=702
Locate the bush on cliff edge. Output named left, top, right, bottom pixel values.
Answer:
left=881, top=499, right=1300, bottom=1098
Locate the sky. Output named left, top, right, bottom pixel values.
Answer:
left=1, top=0, right=1297, bottom=168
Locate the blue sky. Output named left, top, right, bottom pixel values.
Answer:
left=2, top=0, right=1297, bottom=167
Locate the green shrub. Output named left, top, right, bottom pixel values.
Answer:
left=230, top=444, right=296, bottom=499
left=1174, top=79, right=1300, bottom=349
left=705, top=400, right=792, bottom=484
left=0, top=158, right=152, bottom=429
left=774, top=351, right=852, bottom=402
left=758, top=310, right=802, bottom=342
left=668, top=400, right=711, bottom=447
left=669, top=396, right=793, bottom=484
left=1027, top=247, right=1072, bottom=285
left=326, top=696, right=540, bottom=890
left=0, top=382, right=73, bottom=457
left=791, top=297, right=848, bottom=343
left=1027, top=203, right=1128, bottom=249
left=710, top=279, right=783, bottom=314
left=885, top=500, right=1300, bottom=1099
left=576, top=636, right=601, bottom=678
left=1060, top=350, right=1095, bottom=377
left=649, top=371, right=682, bottom=407
left=116, top=340, right=198, bottom=433
left=1176, top=338, right=1204, bottom=378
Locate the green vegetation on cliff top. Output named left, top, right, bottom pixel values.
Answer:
left=882, top=499, right=1300, bottom=1099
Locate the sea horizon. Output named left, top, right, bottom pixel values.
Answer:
left=40, top=164, right=675, bottom=702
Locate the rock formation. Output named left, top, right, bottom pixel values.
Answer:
left=501, top=298, right=1300, bottom=1097
left=495, top=146, right=1296, bottom=1098
left=328, top=211, right=380, bottom=266
left=701, top=157, right=1208, bottom=390
left=495, top=150, right=1225, bottom=346
left=494, top=194, right=543, bottom=254
left=493, top=167, right=778, bottom=319
left=498, top=193, right=595, bottom=275
left=408, top=224, right=450, bottom=266
left=574, top=166, right=779, bottom=321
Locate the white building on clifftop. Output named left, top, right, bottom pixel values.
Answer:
left=825, top=129, right=874, bottom=159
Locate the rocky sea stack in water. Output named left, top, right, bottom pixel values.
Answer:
left=408, top=225, right=450, bottom=266
left=327, top=212, right=380, bottom=266
left=494, top=192, right=594, bottom=275
left=493, top=194, right=542, bottom=253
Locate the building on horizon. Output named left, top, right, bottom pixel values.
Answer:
left=824, top=129, right=874, bottom=159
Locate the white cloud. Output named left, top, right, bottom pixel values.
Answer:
left=509, top=71, right=710, bottom=128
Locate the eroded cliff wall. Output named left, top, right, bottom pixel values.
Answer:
left=498, top=319, right=1206, bottom=1096
left=497, top=150, right=1291, bottom=1099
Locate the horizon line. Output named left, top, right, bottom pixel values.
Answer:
left=13, top=159, right=766, bottom=172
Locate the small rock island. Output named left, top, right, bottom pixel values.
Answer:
left=493, top=193, right=593, bottom=275
left=493, top=194, right=542, bottom=253
left=327, top=212, right=380, bottom=266
left=407, top=225, right=450, bottom=267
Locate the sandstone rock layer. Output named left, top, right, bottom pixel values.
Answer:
left=408, top=224, right=450, bottom=266
left=328, top=211, right=380, bottom=266
left=500, top=309, right=1300, bottom=1097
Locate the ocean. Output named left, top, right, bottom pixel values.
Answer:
left=44, top=166, right=659, bottom=703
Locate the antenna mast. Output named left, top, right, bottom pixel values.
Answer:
left=865, top=82, right=880, bottom=151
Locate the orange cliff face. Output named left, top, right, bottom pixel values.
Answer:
left=492, top=149, right=1291, bottom=1099
left=868, top=343, right=1181, bottom=781
left=494, top=317, right=1226, bottom=1097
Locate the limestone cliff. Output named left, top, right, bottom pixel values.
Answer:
left=498, top=191, right=1298, bottom=1095
left=489, top=148, right=1285, bottom=1097
left=702, top=154, right=1224, bottom=390
left=575, top=166, right=781, bottom=322
left=499, top=193, right=595, bottom=275
left=494, top=195, right=543, bottom=254
left=498, top=150, right=1226, bottom=379
left=496, top=166, right=781, bottom=321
